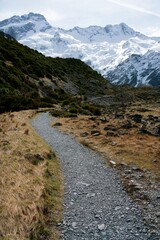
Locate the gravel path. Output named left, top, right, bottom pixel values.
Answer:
left=32, top=112, right=152, bottom=240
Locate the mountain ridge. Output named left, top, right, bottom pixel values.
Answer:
left=0, top=12, right=160, bottom=87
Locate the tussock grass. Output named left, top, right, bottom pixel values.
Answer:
left=0, top=111, right=63, bottom=240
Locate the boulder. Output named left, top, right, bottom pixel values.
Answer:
left=121, top=121, right=132, bottom=129
left=152, top=126, right=160, bottom=137
left=131, top=114, right=142, bottom=123
left=139, top=126, right=151, bottom=135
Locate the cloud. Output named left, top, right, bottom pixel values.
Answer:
left=107, top=0, right=160, bottom=17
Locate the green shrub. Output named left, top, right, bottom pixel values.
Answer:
left=81, top=103, right=90, bottom=110
left=62, top=100, right=70, bottom=106
left=69, top=107, right=78, bottom=114
left=89, top=106, right=101, bottom=115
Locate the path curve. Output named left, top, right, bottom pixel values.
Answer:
left=32, top=112, right=150, bottom=240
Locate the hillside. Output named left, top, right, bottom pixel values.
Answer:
left=0, top=31, right=110, bottom=113
left=0, top=30, right=160, bottom=116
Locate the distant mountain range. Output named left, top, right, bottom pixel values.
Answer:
left=0, top=12, right=160, bottom=86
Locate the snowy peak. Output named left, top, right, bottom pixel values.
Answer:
left=107, top=50, right=160, bottom=86
left=65, top=23, right=147, bottom=43
left=0, top=12, right=52, bottom=40
left=105, top=23, right=138, bottom=37
left=21, top=12, right=48, bottom=22
left=0, top=12, right=49, bottom=27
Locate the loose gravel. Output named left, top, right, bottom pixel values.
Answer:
left=31, top=112, right=154, bottom=240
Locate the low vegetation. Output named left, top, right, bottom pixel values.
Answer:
left=0, top=110, right=63, bottom=240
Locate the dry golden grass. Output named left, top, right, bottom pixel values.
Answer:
left=52, top=103, right=160, bottom=178
left=0, top=110, right=63, bottom=240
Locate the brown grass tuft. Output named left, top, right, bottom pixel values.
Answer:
left=0, top=110, right=63, bottom=240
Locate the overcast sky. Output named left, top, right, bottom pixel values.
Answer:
left=0, top=0, right=160, bottom=36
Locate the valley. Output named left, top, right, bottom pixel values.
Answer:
left=0, top=13, right=160, bottom=240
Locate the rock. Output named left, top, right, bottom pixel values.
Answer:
left=152, top=159, right=158, bottom=163
left=110, top=160, right=116, bottom=166
left=103, top=126, right=110, bottom=131
left=87, top=193, right=96, bottom=197
left=90, top=193, right=96, bottom=197
left=108, top=141, right=117, bottom=146
left=119, top=162, right=127, bottom=167
left=146, top=115, right=155, bottom=121
left=106, top=131, right=115, bottom=136
left=115, top=113, right=124, bottom=119
left=98, top=224, right=105, bottom=231
left=139, top=126, right=151, bottom=135
left=100, top=117, right=109, bottom=123
left=131, top=114, right=143, bottom=123
left=54, top=122, right=62, bottom=126
left=121, top=121, right=132, bottom=129
left=72, top=222, right=77, bottom=228
left=156, top=212, right=160, bottom=217
left=95, top=214, right=101, bottom=219
left=132, top=166, right=143, bottom=172
left=93, top=132, right=101, bottom=136
left=110, top=127, right=117, bottom=131
left=151, top=126, right=160, bottom=136
left=80, top=132, right=89, bottom=137
left=91, top=130, right=101, bottom=136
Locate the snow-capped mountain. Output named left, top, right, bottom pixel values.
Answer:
left=61, top=23, right=147, bottom=43
left=0, top=12, right=160, bottom=86
left=0, top=12, right=52, bottom=40
left=107, top=51, right=160, bottom=87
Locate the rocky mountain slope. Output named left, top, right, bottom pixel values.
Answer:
left=0, top=13, right=160, bottom=87
left=107, top=51, right=160, bottom=86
